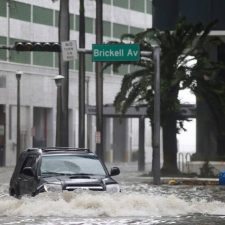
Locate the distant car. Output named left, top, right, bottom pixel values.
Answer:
left=9, top=147, right=120, bottom=198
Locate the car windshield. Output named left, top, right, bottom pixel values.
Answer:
left=40, top=154, right=107, bottom=176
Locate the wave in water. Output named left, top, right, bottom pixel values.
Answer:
left=0, top=191, right=225, bottom=218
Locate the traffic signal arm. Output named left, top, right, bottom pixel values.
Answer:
left=14, top=42, right=61, bottom=52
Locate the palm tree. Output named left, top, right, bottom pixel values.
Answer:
left=191, top=56, right=225, bottom=160
left=109, top=18, right=222, bottom=175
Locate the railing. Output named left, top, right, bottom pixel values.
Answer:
left=177, top=152, right=192, bottom=173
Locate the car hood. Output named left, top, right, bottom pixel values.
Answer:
left=41, top=175, right=107, bottom=191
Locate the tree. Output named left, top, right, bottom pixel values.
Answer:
left=108, top=18, right=222, bottom=175
left=190, top=55, right=225, bottom=160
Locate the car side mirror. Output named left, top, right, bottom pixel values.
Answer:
left=110, top=167, right=120, bottom=176
left=22, top=167, right=34, bottom=177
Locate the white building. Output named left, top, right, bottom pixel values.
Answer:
left=0, top=0, right=152, bottom=166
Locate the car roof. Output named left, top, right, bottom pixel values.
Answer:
left=24, top=147, right=93, bottom=155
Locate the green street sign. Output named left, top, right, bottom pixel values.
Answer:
left=92, top=44, right=140, bottom=62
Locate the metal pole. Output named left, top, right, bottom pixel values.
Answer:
left=56, top=85, right=61, bottom=146
left=138, top=116, right=145, bottom=171
left=6, top=0, right=10, bottom=61
left=16, top=71, right=22, bottom=162
left=59, top=0, right=69, bottom=147
left=79, top=0, right=86, bottom=148
left=152, top=47, right=161, bottom=185
left=54, top=75, right=64, bottom=146
left=95, top=0, right=104, bottom=160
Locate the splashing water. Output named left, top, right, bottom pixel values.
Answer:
left=1, top=165, right=225, bottom=224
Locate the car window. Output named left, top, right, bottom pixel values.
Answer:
left=41, top=154, right=107, bottom=176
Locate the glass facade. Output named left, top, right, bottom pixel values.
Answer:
left=113, top=0, right=129, bottom=9
left=0, top=1, right=150, bottom=71
left=10, top=1, right=31, bottom=22
left=147, top=0, right=153, bottom=14
left=103, top=0, right=111, bottom=4
left=0, top=0, right=6, bottom=17
left=33, top=52, right=54, bottom=67
left=113, top=23, right=129, bottom=39
left=33, top=6, right=53, bottom=26
left=10, top=38, right=31, bottom=64
left=130, top=0, right=145, bottom=12
left=0, top=36, right=6, bottom=60
left=130, top=27, right=144, bottom=34
left=103, top=21, right=111, bottom=37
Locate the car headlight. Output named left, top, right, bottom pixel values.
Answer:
left=106, top=184, right=120, bottom=193
left=43, top=183, right=63, bottom=192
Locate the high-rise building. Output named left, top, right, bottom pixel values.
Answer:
left=0, top=0, right=152, bottom=166
left=153, top=0, right=225, bottom=160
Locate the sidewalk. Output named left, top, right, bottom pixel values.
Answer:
left=0, top=162, right=220, bottom=186
left=107, top=162, right=219, bottom=185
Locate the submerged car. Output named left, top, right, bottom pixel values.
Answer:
left=9, top=147, right=120, bottom=198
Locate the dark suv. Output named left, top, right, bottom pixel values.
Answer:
left=9, top=147, right=120, bottom=198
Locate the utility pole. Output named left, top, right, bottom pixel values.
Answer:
left=53, top=75, right=64, bottom=146
left=95, top=0, right=104, bottom=160
left=152, top=46, right=161, bottom=185
left=16, top=71, right=23, bottom=162
left=59, top=0, right=70, bottom=146
left=79, top=0, right=86, bottom=147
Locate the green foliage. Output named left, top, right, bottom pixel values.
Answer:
left=200, top=161, right=215, bottom=178
left=105, top=18, right=223, bottom=134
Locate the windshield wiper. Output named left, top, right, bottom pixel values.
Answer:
left=69, top=173, right=105, bottom=178
left=69, top=173, right=92, bottom=178
left=41, top=171, right=69, bottom=177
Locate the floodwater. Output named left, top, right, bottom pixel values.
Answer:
left=1, top=163, right=225, bottom=225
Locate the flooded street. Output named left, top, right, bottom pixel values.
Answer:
left=1, top=163, right=225, bottom=225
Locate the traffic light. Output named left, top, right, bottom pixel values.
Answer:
left=14, top=42, right=61, bottom=52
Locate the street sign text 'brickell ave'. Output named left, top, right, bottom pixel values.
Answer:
left=92, top=44, right=140, bottom=62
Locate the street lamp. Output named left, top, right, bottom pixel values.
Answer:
left=53, top=75, right=64, bottom=146
left=16, top=70, right=23, bottom=162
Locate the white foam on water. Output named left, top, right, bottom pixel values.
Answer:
left=1, top=191, right=225, bottom=218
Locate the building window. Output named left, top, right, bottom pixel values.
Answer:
left=10, top=1, right=31, bottom=22
left=130, top=26, right=144, bottom=34
left=54, top=53, right=59, bottom=68
left=113, top=0, right=128, bottom=9
left=76, top=16, right=94, bottom=34
left=10, top=38, right=31, bottom=64
left=69, top=61, right=75, bottom=70
left=0, top=75, right=6, bottom=88
left=75, top=15, right=79, bottom=31
left=33, top=52, right=54, bottom=67
left=33, top=6, right=53, bottom=26
left=130, top=0, right=145, bottom=12
left=0, top=36, right=7, bottom=61
left=55, top=11, right=59, bottom=27
left=86, top=55, right=93, bottom=72
left=103, top=0, right=111, bottom=5
left=70, top=14, right=75, bottom=30
left=0, top=0, right=7, bottom=17
left=85, top=17, right=94, bottom=33
left=147, top=0, right=152, bottom=14
left=103, top=21, right=111, bottom=37
left=113, top=23, right=128, bottom=39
